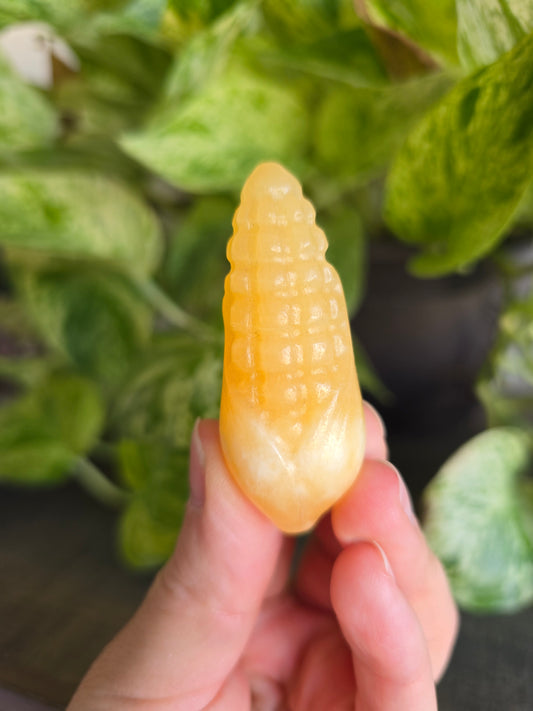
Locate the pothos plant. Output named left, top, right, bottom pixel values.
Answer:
left=0, top=0, right=532, bottom=613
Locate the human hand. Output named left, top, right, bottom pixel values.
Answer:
left=68, top=404, right=458, bottom=710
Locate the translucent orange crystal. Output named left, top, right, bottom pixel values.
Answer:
left=219, top=162, right=365, bottom=533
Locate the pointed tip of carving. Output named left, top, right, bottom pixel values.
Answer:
left=242, top=162, right=302, bottom=200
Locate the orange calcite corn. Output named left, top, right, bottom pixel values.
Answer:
left=219, top=162, right=365, bottom=533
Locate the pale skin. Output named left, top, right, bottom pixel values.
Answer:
left=68, top=403, right=459, bottom=711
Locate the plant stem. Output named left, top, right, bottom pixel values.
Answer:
left=134, top=278, right=222, bottom=343
left=73, top=457, right=130, bottom=509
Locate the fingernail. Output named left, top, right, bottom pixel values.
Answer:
left=365, top=401, right=387, bottom=437
left=393, top=466, right=418, bottom=526
left=369, top=539, right=395, bottom=579
left=189, top=418, right=206, bottom=508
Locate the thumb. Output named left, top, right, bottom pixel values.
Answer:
left=70, top=419, right=282, bottom=710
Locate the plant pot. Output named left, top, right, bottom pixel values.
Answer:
left=352, top=239, right=504, bottom=497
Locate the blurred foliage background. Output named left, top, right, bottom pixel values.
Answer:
left=0, top=0, right=533, bottom=612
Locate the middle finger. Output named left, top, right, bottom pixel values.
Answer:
left=331, top=459, right=459, bottom=680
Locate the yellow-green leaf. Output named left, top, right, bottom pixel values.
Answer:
left=424, top=428, right=533, bottom=612
left=120, top=63, right=308, bottom=192
left=0, top=372, right=105, bottom=484
left=18, top=265, right=153, bottom=386
left=0, top=57, right=57, bottom=150
left=385, top=35, right=533, bottom=276
left=360, top=0, right=458, bottom=66
left=0, top=170, right=162, bottom=274
left=457, top=0, right=533, bottom=69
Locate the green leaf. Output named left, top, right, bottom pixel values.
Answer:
left=265, top=0, right=340, bottom=36
left=0, top=57, right=57, bottom=150
left=0, top=297, right=42, bottom=356
left=119, top=497, right=181, bottom=568
left=47, top=28, right=171, bottom=141
left=83, top=1, right=128, bottom=11
left=263, top=0, right=359, bottom=41
left=111, top=334, right=222, bottom=448
left=514, top=179, right=533, bottom=226
left=70, top=31, right=171, bottom=101
left=360, top=0, right=458, bottom=66
left=0, top=440, right=71, bottom=485
left=52, top=31, right=170, bottom=138
left=385, top=35, right=533, bottom=277
left=168, top=0, right=240, bottom=32
left=321, top=205, right=366, bottom=316
left=0, top=372, right=105, bottom=484
left=189, top=351, right=224, bottom=419
left=17, top=265, right=152, bottom=387
left=0, top=170, right=162, bottom=274
left=120, top=62, right=309, bottom=192
left=164, top=0, right=260, bottom=101
left=315, top=71, right=452, bottom=185
left=0, top=294, right=51, bottom=387
left=118, top=439, right=189, bottom=502
left=53, top=69, right=149, bottom=137
left=86, top=0, right=168, bottom=45
left=257, top=26, right=387, bottom=89
left=164, top=196, right=233, bottom=326
left=0, top=1, right=87, bottom=30
left=41, top=374, right=105, bottom=453
left=423, top=428, right=533, bottom=612
left=477, top=290, right=533, bottom=429
left=118, top=440, right=189, bottom=568
left=457, top=0, right=533, bottom=70
left=0, top=356, right=51, bottom=388
left=0, top=1, right=141, bottom=31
